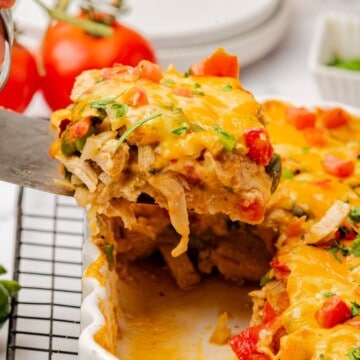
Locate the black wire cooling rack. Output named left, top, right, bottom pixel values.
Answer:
left=6, top=187, right=85, bottom=359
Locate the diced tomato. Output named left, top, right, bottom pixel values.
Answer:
left=243, top=128, right=274, bottom=166
left=124, top=87, right=148, bottom=106
left=239, top=198, right=264, bottom=223
left=229, top=324, right=269, bottom=360
left=323, top=154, right=355, bottom=178
left=67, top=118, right=92, bottom=140
left=172, top=87, right=193, bottom=98
left=137, top=60, right=163, bottom=83
left=263, top=301, right=279, bottom=324
left=190, top=48, right=239, bottom=78
left=315, top=295, right=351, bottom=328
left=304, top=127, right=327, bottom=147
left=286, top=106, right=316, bottom=130
left=269, top=259, right=290, bottom=280
left=320, top=107, right=350, bottom=129
left=335, top=222, right=357, bottom=240
left=285, top=217, right=306, bottom=237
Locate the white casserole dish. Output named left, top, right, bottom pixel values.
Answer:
left=78, top=98, right=360, bottom=360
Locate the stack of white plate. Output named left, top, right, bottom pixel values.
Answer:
left=123, top=0, right=291, bottom=70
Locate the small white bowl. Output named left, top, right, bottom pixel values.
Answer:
left=309, top=12, right=360, bottom=107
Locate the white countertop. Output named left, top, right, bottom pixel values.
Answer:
left=1, top=0, right=360, bottom=358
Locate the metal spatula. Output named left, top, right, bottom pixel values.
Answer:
left=0, top=108, right=72, bottom=196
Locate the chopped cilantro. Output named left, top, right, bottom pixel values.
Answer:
left=328, top=242, right=342, bottom=263
left=351, top=302, right=360, bottom=317
left=95, top=76, right=104, bottom=83
left=350, top=207, right=360, bottom=222
left=223, top=84, right=233, bottom=91
left=103, top=243, right=114, bottom=271
left=163, top=78, right=175, bottom=85
left=90, top=97, right=116, bottom=108
left=283, top=168, right=294, bottom=179
left=172, top=122, right=190, bottom=135
left=302, top=146, right=310, bottom=154
left=260, top=271, right=273, bottom=286
left=348, top=347, right=360, bottom=360
left=213, top=124, right=236, bottom=151
left=113, top=113, right=162, bottom=154
left=184, top=69, right=192, bottom=78
left=194, top=83, right=201, bottom=89
left=111, top=103, right=128, bottom=118
left=322, top=291, right=335, bottom=298
left=192, top=90, right=205, bottom=96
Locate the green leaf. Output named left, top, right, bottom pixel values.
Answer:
left=95, top=76, right=104, bottom=83
left=350, top=207, right=360, bottom=222
left=90, top=97, right=116, bottom=109
left=113, top=113, right=162, bottom=154
left=0, top=280, right=21, bottom=297
left=283, top=168, right=294, bottom=179
left=260, top=271, right=273, bottom=287
left=348, top=347, right=360, bottom=360
left=192, top=90, right=205, bottom=96
left=111, top=103, right=128, bottom=118
left=223, top=84, right=233, bottom=91
left=322, top=291, right=335, bottom=298
left=103, top=243, right=114, bottom=271
left=351, top=302, right=360, bottom=317
left=194, top=83, right=201, bottom=89
left=0, top=265, right=6, bottom=275
left=172, top=122, right=190, bottom=135
left=213, top=124, right=236, bottom=151
left=184, top=69, right=192, bottom=78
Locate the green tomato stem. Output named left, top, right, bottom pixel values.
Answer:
left=33, top=0, right=114, bottom=37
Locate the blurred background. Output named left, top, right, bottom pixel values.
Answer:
left=1, top=0, right=360, bottom=358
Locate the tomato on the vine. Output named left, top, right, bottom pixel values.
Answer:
left=0, top=41, right=40, bottom=112
left=39, top=14, right=157, bottom=111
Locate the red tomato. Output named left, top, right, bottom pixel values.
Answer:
left=0, top=41, right=39, bottom=112
left=190, top=48, right=239, bottom=78
left=172, top=87, right=193, bottom=98
left=40, top=15, right=156, bottom=110
left=138, top=60, right=162, bottom=83
left=304, top=127, right=327, bottom=147
left=320, top=107, right=349, bottom=129
left=0, top=0, right=15, bottom=8
left=123, top=87, right=148, bottom=107
left=286, top=106, right=316, bottom=130
left=315, top=295, right=351, bottom=328
left=323, top=154, right=355, bottom=178
left=229, top=324, right=269, bottom=360
left=263, top=301, right=279, bottom=324
left=243, top=128, right=274, bottom=166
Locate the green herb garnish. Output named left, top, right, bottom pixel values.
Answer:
left=103, top=243, right=114, bottom=271
left=350, top=207, right=360, bottom=222
left=283, top=168, right=294, bottom=179
left=192, top=90, right=205, bottom=96
left=351, top=302, right=360, bottom=317
left=322, top=291, right=335, bottom=298
left=348, top=347, right=360, bottom=360
left=90, top=97, right=117, bottom=109
left=172, top=122, right=190, bottom=135
left=223, top=84, right=233, bottom=91
left=302, top=146, right=310, bottom=154
left=194, top=83, right=201, bottom=89
left=184, top=69, right=192, bottom=78
left=95, top=76, right=104, bottom=83
left=213, top=124, right=236, bottom=151
left=113, top=113, right=162, bottom=154
left=111, top=103, right=128, bottom=118
left=328, top=56, right=360, bottom=72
